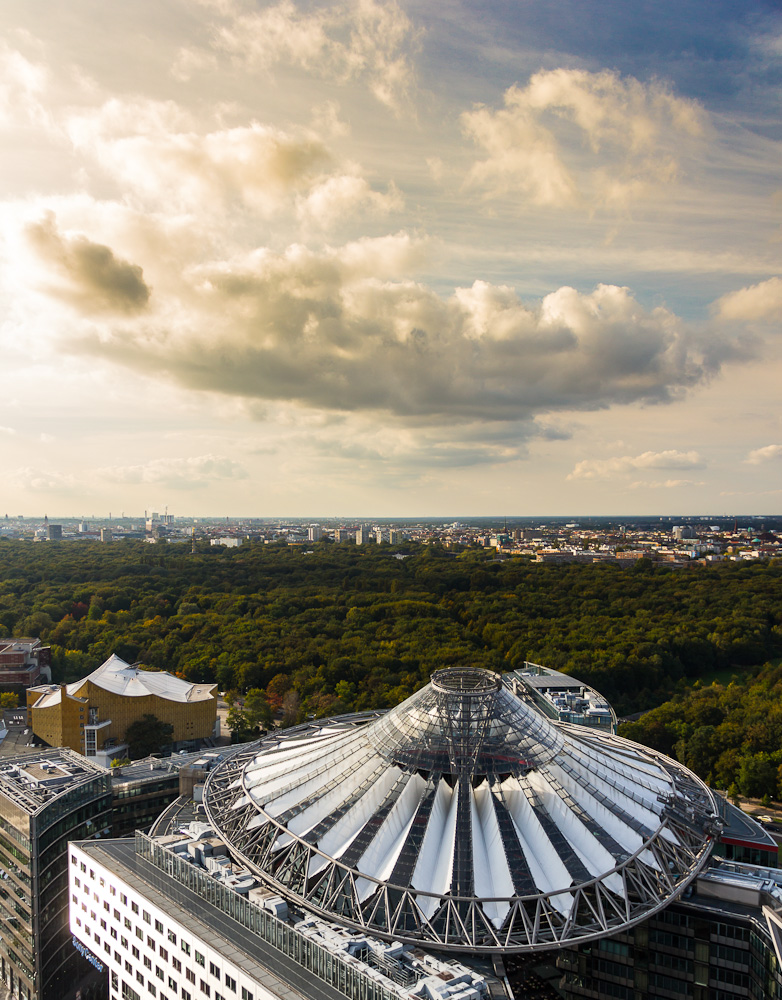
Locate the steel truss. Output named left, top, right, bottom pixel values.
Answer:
left=203, top=722, right=719, bottom=955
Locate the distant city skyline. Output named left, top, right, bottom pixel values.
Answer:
left=0, top=0, right=780, bottom=516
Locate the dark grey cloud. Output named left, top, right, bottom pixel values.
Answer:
left=26, top=213, right=150, bottom=314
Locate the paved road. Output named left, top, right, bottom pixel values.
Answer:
left=0, top=717, right=37, bottom=758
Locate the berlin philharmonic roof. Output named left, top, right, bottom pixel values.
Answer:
left=203, top=667, right=720, bottom=953
left=29, top=654, right=216, bottom=709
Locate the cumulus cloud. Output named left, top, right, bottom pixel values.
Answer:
left=462, top=68, right=704, bottom=209
left=746, top=444, right=782, bottom=464
left=296, top=173, right=402, bottom=227
left=61, top=232, right=727, bottom=426
left=209, top=0, right=418, bottom=113
left=68, top=107, right=333, bottom=214
left=0, top=44, right=50, bottom=129
left=568, top=450, right=703, bottom=481
left=99, top=455, right=249, bottom=490
left=25, top=212, right=150, bottom=314
left=66, top=101, right=397, bottom=222
left=714, top=276, right=782, bottom=323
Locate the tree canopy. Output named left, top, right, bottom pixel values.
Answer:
left=0, top=539, right=778, bottom=724
left=125, top=713, right=174, bottom=759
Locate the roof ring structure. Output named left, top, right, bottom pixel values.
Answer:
left=204, top=667, right=720, bottom=954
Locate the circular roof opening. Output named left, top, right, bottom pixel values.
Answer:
left=431, top=668, right=501, bottom=694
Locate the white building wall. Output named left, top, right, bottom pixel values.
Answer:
left=69, top=844, right=279, bottom=1000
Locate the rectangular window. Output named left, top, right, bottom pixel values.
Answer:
left=225, top=976, right=236, bottom=993
left=168, top=930, right=177, bottom=944
left=209, top=964, right=219, bottom=978
left=132, top=946, right=140, bottom=959
left=136, top=928, right=143, bottom=940
left=110, top=886, right=116, bottom=896
left=183, top=992, right=191, bottom=1000
left=195, top=951, right=205, bottom=968
left=104, top=901, right=110, bottom=912
left=149, top=987, right=156, bottom=998
left=75, top=877, right=81, bottom=887
left=144, top=957, right=152, bottom=970
left=241, top=989, right=253, bottom=1000
left=155, top=920, right=164, bottom=933
left=121, top=894, right=128, bottom=905
left=136, top=971, right=144, bottom=986
left=148, top=936, right=155, bottom=949
left=156, top=967, right=164, bottom=981
left=168, top=977, right=177, bottom=991
left=186, top=969, right=195, bottom=984
left=131, top=902, right=139, bottom=914
left=101, top=919, right=107, bottom=930
left=125, top=917, right=132, bottom=930
left=143, top=910, right=151, bottom=924
left=200, top=982, right=210, bottom=997
left=182, top=942, right=191, bottom=956
left=160, top=947, right=168, bottom=961
left=121, top=936, right=128, bottom=950
left=172, top=958, right=182, bottom=973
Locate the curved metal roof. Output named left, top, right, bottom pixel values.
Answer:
left=204, top=668, right=720, bottom=954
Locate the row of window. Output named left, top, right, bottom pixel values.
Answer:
left=73, top=853, right=255, bottom=1000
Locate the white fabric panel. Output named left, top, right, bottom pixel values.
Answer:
left=318, top=768, right=402, bottom=859
left=501, top=777, right=573, bottom=915
left=410, top=781, right=452, bottom=895
left=554, top=755, right=662, bottom=833
left=567, top=741, right=670, bottom=806
left=307, top=853, right=330, bottom=878
left=413, top=780, right=459, bottom=919
left=555, top=769, right=644, bottom=856
left=285, top=755, right=383, bottom=835
left=230, top=794, right=251, bottom=811
left=271, top=832, right=292, bottom=851
left=527, top=771, right=625, bottom=898
left=255, top=743, right=372, bottom=813
left=247, top=812, right=271, bottom=830
left=658, top=825, right=682, bottom=845
left=472, top=784, right=513, bottom=927
left=245, top=729, right=364, bottom=791
left=355, top=775, right=426, bottom=902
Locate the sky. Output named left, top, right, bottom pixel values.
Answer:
left=0, top=0, right=780, bottom=517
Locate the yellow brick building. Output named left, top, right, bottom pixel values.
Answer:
left=27, top=654, right=217, bottom=765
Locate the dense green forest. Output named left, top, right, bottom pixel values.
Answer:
left=620, top=660, right=782, bottom=800
left=0, top=541, right=780, bottom=727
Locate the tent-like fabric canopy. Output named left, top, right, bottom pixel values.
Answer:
left=204, top=668, right=720, bottom=953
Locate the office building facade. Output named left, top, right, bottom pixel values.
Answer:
left=0, top=750, right=112, bottom=1000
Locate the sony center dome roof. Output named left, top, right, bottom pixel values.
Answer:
left=204, top=668, right=720, bottom=953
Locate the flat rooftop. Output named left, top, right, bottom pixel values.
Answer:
left=0, top=748, right=107, bottom=815
left=111, top=748, right=231, bottom=786
left=76, top=839, right=326, bottom=1000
